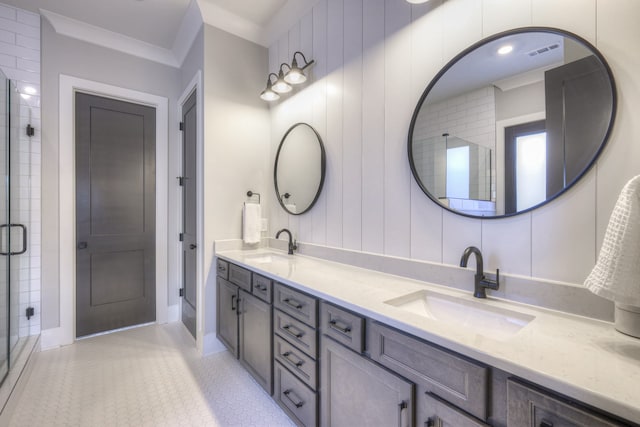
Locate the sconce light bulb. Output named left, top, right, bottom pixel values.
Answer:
left=284, top=57, right=307, bottom=84
left=272, top=79, right=292, bottom=94
left=260, top=88, right=280, bottom=101
left=284, top=68, right=306, bottom=84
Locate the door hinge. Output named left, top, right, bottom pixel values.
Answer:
left=179, top=233, right=184, bottom=242
left=26, top=124, right=35, bottom=137
left=177, top=176, right=185, bottom=186
left=179, top=288, right=184, bottom=297
left=26, top=307, right=34, bottom=320
left=179, top=121, right=184, bottom=131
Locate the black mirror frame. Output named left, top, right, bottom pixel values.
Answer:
left=407, top=26, right=617, bottom=219
left=274, top=122, right=327, bottom=215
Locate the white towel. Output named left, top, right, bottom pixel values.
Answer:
left=243, top=203, right=261, bottom=244
left=585, top=175, right=640, bottom=306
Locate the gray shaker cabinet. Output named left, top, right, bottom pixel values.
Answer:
left=216, top=277, right=239, bottom=357
left=239, top=289, right=272, bottom=395
left=320, top=336, right=414, bottom=427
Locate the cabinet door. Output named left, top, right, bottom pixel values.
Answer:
left=320, top=337, right=413, bottom=427
left=217, top=277, right=239, bottom=357
left=239, top=290, right=272, bottom=395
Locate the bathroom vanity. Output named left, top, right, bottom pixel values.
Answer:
left=216, top=249, right=640, bottom=427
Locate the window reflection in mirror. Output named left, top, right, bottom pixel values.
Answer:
left=408, top=27, right=616, bottom=218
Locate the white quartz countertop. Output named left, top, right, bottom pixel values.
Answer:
left=216, top=248, right=640, bottom=423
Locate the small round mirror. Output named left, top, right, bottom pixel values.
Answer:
left=408, top=27, right=616, bottom=218
left=274, top=123, right=326, bottom=215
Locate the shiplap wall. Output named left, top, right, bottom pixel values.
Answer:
left=268, top=0, right=640, bottom=286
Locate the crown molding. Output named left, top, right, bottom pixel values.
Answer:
left=196, top=0, right=264, bottom=47
left=172, top=0, right=204, bottom=66
left=41, top=9, right=180, bottom=67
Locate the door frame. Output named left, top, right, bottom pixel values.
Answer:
left=177, top=71, right=204, bottom=348
left=46, top=75, right=169, bottom=348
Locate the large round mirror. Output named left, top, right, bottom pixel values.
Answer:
left=408, top=27, right=616, bottom=218
left=274, top=122, right=326, bottom=215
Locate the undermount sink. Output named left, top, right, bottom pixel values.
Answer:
left=243, top=252, right=291, bottom=264
left=384, top=290, right=535, bottom=340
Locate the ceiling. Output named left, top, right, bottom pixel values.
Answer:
left=2, top=0, right=290, bottom=49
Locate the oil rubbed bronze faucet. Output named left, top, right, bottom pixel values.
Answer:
left=460, top=246, right=499, bottom=298
left=276, top=228, right=297, bottom=255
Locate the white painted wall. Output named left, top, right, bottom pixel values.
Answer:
left=268, top=0, right=640, bottom=286
left=202, top=24, right=270, bottom=352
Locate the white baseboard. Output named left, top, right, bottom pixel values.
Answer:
left=202, top=332, right=226, bottom=356
left=167, top=304, right=180, bottom=323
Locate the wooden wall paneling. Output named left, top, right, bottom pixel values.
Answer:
left=325, top=0, right=345, bottom=248
left=311, top=0, right=329, bottom=245
left=409, top=0, right=445, bottom=263
left=383, top=0, right=412, bottom=257
left=361, top=0, right=386, bottom=254
left=342, top=0, right=364, bottom=251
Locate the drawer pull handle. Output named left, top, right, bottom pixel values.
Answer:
left=283, top=389, right=304, bottom=408
left=329, top=319, right=352, bottom=334
left=255, top=284, right=267, bottom=292
left=283, top=297, right=304, bottom=310
left=282, top=351, right=305, bottom=368
left=398, top=400, right=408, bottom=427
left=282, top=324, right=304, bottom=339
left=540, top=421, right=553, bottom=427
left=217, top=265, right=225, bottom=271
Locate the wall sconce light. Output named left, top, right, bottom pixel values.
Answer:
left=260, top=51, right=315, bottom=102
left=285, top=51, right=314, bottom=84
left=260, top=73, right=280, bottom=101
left=273, top=65, right=293, bottom=94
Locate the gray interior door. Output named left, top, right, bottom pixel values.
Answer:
left=181, top=90, right=197, bottom=338
left=75, top=93, right=156, bottom=338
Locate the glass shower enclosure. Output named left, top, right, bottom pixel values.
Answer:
left=0, top=69, right=31, bottom=386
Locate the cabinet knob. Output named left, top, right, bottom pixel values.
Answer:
left=540, top=421, right=554, bottom=427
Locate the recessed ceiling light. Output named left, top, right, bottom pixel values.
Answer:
left=498, top=45, right=514, bottom=55
left=23, top=86, right=37, bottom=95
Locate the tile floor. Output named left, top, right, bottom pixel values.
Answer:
left=8, top=323, right=296, bottom=426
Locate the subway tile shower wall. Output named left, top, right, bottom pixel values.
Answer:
left=0, top=3, right=41, bottom=337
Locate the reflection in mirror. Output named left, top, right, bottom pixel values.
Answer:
left=274, top=123, right=326, bottom=215
left=408, top=27, right=616, bottom=218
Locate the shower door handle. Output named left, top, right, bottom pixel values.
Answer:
left=0, top=224, right=27, bottom=255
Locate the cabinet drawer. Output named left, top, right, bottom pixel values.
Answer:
left=216, top=258, right=228, bottom=279
left=320, top=301, right=364, bottom=353
left=274, top=309, right=317, bottom=358
left=228, top=263, right=251, bottom=292
left=419, top=391, right=489, bottom=427
left=274, top=335, right=317, bottom=390
left=275, top=361, right=317, bottom=427
left=507, top=379, right=625, bottom=427
left=252, top=274, right=272, bottom=303
left=368, top=321, right=488, bottom=421
left=274, top=283, right=317, bottom=327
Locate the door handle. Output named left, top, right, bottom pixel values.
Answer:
left=0, top=224, right=27, bottom=255
left=189, top=244, right=197, bottom=250
left=77, top=241, right=88, bottom=250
